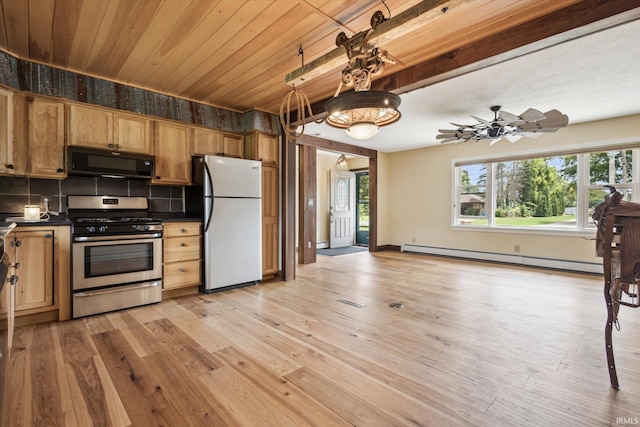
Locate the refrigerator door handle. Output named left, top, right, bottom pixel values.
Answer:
left=204, top=160, right=215, bottom=232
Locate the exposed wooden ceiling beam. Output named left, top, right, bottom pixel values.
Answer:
left=285, top=0, right=460, bottom=87
left=301, top=0, right=640, bottom=118
left=296, top=134, right=377, bottom=159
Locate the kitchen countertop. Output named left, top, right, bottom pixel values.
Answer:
left=2, top=215, right=72, bottom=227
left=1, top=214, right=201, bottom=226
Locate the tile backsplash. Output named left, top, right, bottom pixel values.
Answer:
left=0, top=175, right=183, bottom=215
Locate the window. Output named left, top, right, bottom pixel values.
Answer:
left=454, top=147, right=639, bottom=232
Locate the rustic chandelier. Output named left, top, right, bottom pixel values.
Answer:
left=279, top=6, right=401, bottom=141
left=324, top=10, right=401, bottom=140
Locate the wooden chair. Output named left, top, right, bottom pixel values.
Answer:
left=595, top=188, right=640, bottom=388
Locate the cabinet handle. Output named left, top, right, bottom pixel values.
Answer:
left=11, top=239, right=21, bottom=248
left=155, top=176, right=161, bottom=180
left=6, top=164, right=13, bottom=169
left=108, top=143, right=113, bottom=148
left=44, top=233, right=52, bottom=238
left=10, top=275, right=18, bottom=285
left=14, top=263, right=19, bottom=270
left=56, top=168, right=63, bottom=173
left=180, top=242, right=186, bottom=247
left=180, top=228, right=186, bottom=233
left=115, top=144, right=120, bottom=149
left=180, top=267, right=186, bottom=272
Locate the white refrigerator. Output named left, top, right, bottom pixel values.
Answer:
left=186, top=155, right=262, bottom=292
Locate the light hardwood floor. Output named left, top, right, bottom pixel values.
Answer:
left=5, top=251, right=640, bottom=426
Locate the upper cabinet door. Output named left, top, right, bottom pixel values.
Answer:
left=152, top=121, right=192, bottom=185
left=27, top=97, right=65, bottom=178
left=0, top=88, right=15, bottom=175
left=114, top=113, right=151, bottom=154
left=244, top=132, right=278, bottom=165
left=67, top=104, right=114, bottom=150
left=193, top=128, right=243, bottom=158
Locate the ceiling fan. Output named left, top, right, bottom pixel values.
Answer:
left=437, top=105, right=569, bottom=145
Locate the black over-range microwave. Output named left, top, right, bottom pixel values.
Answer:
left=67, top=147, right=155, bottom=179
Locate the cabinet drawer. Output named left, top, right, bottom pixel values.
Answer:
left=164, top=236, right=200, bottom=262
left=163, top=223, right=201, bottom=238
left=163, top=260, right=201, bottom=289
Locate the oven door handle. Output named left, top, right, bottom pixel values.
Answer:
left=73, top=233, right=162, bottom=242
left=74, top=281, right=161, bottom=297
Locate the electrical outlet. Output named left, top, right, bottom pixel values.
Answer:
left=412, top=237, right=416, bottom=243
left=40, top=195, right=51, bottom=210
left=514, top=245, right=521, bottom=254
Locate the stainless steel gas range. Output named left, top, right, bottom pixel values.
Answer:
left=68, top=196, right=163, bottom=318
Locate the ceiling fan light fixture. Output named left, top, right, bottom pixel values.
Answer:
left=346, top=122, right=380, bottom=140
left=325, top=91, right=401, bottom=140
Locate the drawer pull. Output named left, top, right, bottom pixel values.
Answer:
left=181, top=228, right=186, bottom=233
left=180, top=268, right=186, bottom=272
left=181, top=242, right=186, bottom=247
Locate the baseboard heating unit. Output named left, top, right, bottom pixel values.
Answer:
left=400, top=244, right=602, bottom=274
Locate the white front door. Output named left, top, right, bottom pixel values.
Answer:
left=329, top=169, right=356, bottom=248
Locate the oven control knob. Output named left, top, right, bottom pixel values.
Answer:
left=99, top=226, right=108, bottom=233
left=87, top=226, right=96, bottom=233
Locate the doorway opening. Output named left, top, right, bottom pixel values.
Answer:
left=355, top=171, right=369, bottom=246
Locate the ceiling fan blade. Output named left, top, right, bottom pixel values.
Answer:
left=438, top=129, right=459, bottom=133
left=505, top=134, right=523, bottom=143
left=450, top=122, right=474, bottom=128
left=540, top=109, right=569, bottom=127
left=436, top=133, right=454, bottom=139
left=440, top=137, right=464, bottom=144
left=498, top=110, right=519, bottom=123
left=470, top=115, right=491, bottom=125
left=518, top=108, right=547, bottom=123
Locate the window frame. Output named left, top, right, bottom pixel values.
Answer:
left=451, top=142, right=640, bottom=236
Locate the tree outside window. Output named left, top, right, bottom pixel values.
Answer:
left=454, top=148, right=638, bottom=230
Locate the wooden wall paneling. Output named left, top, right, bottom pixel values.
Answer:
left=113, top=0, right=193, bottom=79
left=282, top=136, right=296, bottom=280
left=27, top=0, right=54, bottom=63
left=298, top=144, right=316, bottom=264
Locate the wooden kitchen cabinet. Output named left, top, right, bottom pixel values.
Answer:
left=0, top=226, right=70, bottom=324
left=262, top=165, right=279, bottom=276
left=68, top=104, right=152, bottom=154
left=193, top=128, right=243, bottom=158
left=244, top=132, right=280, bottom=277
left=26, top=96, right=66, bottom=178
left=114, top=112, right=152, bottom=153
left=67, top=104, right=113, bottom=149
left=152, top=120, right=192, bottom=185
left=244, top=132, right=279, bottom=165
left=163, top=222, right=202, bottom=292
left=0, top=87, right=15, bottom=175
left=13, top=229, right=54, bottom=312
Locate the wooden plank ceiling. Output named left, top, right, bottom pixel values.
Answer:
left=0, top=0, right=588, bottom=114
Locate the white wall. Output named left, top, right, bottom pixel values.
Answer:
left=316, top=152, right=337, bottom=247
left=378, top=114, right=640, bottom=265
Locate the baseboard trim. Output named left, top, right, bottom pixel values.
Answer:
left=400, top=243, right=602, bottom=274
left=378, top=244, right=401, bottom=251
